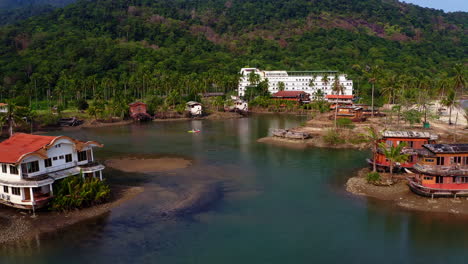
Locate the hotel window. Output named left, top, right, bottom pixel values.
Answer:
left=59, top=155, right=64, bottom=160
left=1, top=164, right=6, bottom=173
left=26, top=161, right=39, bottom=173
left=65, top=154, right=72, bottom=163
left=11, top=187, right=20, bottom=196
left=55, top=144, right=61, bottom=148
left=435, top=176, right=443, bottom=184
left=408, top=141, right=414, bottom=148
left=9, top=165, right=18, bottom=175
left=44, top=158, right=52, bottom=168
left=423, top=176, right=432, bottom=180
left=78, top=151, right=87, bottom=162
left=53, top=157, right=58, bottom=161
left=3, top=186, right=8, bottom=193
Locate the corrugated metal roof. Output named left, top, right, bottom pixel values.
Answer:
left=424, top=144, right=468, bottom=154
left=382, top=131, right=438, bottom=140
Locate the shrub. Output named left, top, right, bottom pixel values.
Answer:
left=336, top=118, right=355, bottom=129
left=37, top=112, right=59, bottom=126
left=402, top=109, right=423, bottom=126
left=76, top=99, right=89, bottom=110
left=50, top=175, right=110, bottom=211
left=366, top=172, right=381, bottom=183
left=323, top=129, right=345, bottom=145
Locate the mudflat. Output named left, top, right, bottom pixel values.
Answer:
left=105, top=157, right=192, bottom=173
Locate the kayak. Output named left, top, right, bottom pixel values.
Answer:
left=188, top=129, right=201, bottom=133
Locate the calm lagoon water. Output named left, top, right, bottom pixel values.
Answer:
left=2, top=114, right=468, bottom=264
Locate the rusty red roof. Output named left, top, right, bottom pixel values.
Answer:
left=129, top=102, right=147, bottom=107
left=326, top=95, right=353, bottom=99
left=272, top=91, right=307, bottom=97
left=0, top=133, right=58, bottom=164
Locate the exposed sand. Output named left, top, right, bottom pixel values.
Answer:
left=105, top=157, right=192, bottom=173
left=0, top=185, right=144, bottom=245
left=347, top=168, right=468, bottom=215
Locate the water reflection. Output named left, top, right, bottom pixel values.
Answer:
left=3, top=114, right=468, bottom=263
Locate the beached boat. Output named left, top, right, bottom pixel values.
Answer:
left=272, top=129, right=310, bottom=139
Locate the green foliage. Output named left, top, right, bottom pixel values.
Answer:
left=323, top=129, right=345, bottom=145
left=146, top=95, right=164, bottom=114
left=402, top=109, right=423, bottom=126
left=366, top=172, right=381, bottom=183
left=76, top=99, right=89, bottom=111
left=249, top=96, right=271, bottom=108
left=336, top=118, right=355, bottom=129
left=378, top=142, right=409, bottom=175
left=50, top=174, right=110, bottom=212
left=308, top=100, right=330, bottom=113
left=0, top=0, right=464, bottom=109
left=211, top=96, right=225, bottom=111
left=36, top=112, right=59, bottom=126
left=244, top=80, right=270, bottom=101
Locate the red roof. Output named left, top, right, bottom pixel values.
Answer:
left=129, top=102, right=147, bottom=107
left=326, top=95, right=354, bottom=99
left=0, top=133, right=58, bottom=164
left=272, top=91, right=307, bottom=97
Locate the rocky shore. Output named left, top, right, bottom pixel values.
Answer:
left=347, top=168, right=468, bottom=215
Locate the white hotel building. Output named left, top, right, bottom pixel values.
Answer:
left=0, top=133, right=105, bottom=210
left=237, top=68, right=353, bottom=99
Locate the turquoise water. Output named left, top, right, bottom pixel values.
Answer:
left=2, top=114, right=468, bottom=264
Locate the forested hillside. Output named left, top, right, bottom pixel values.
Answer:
left=0, top=0, right=466, bottom=108
left=0, top=0, right=76, bottom=25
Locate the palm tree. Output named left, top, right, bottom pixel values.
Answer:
left=378, top=142, right=409, bottom=179
left=366, top=65, right=381, bottom=118
left=442, top=88, right=457, bottom=125
left=0, top=100, right=25, bottom=137
left=332, top=74, right=345, bottom=129
left=364, top=126, right=382, bottom=173
left=247, top=71, right=260, bottom=86
left=278, top=81, right=285, bottom=91
left=453, top=63, right=466, bottom=97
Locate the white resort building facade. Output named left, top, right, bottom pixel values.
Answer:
left=0, top=133, right=105, bottom=210
left=237, top=68, right=353, bottom=100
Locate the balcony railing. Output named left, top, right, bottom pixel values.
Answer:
left=22, top=160, right=97, bottom=179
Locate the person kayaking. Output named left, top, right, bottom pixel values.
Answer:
left=188, top=129, right=201, bottom=133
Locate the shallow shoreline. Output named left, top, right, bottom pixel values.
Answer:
left=0, top=185, right=144, bottom=245
left=346, top=168, right=468, bottom=215
left=257, top=136, right=362, bottom=149
left=105, top=157, right=192, bottom=173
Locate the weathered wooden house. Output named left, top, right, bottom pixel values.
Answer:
left=408, top=144, right=468, bottom=197
left=367, top=131, right=438, bottom=171
left=328, top=106, right=366, bottom=122
left=326, top=95, right=354, bottom=109
left=129, top=102, right=151, bottom=121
